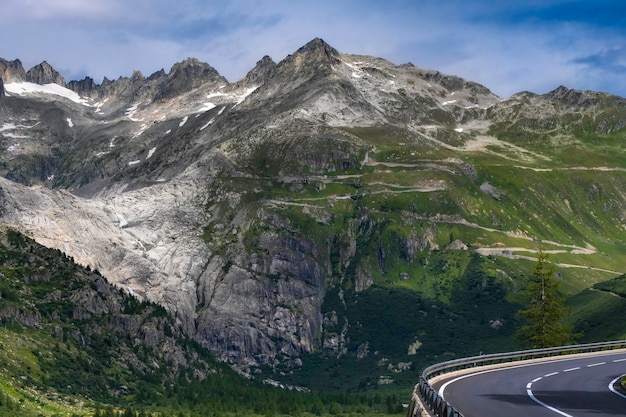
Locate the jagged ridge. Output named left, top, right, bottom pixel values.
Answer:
left=0, top=38, right=625, bottom=391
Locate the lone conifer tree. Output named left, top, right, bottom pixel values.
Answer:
left=516, top=250, right=574, bottom=348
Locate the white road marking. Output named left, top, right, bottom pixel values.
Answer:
left=544, top=372, right=559, bottom=377
left=527, top=388, right=574, bottom=417
left=438, top=352, right=626, bottom=417
left=609, top=374, right=626, bottom=400
left=587, top=362, right=606, bottom=367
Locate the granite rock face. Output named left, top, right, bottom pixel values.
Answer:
left=67, top=76, right=100, bottom=98
left=0, top=38, right=625, bottom=374
left=26, top=61, right=66, bottom=86
left=156, top=58, right=227, bottom=100
left=0, top=58, right=26, bottom=83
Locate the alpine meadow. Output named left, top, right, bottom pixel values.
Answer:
left=0, top=38, right=625, bottom=416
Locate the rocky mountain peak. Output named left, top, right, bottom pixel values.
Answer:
left=269, top=38, right=341, bottom=87
left=296, top=37, right=340, bottom=61
left=544, top=85, right=599, bottom=108
left=26, top=61, right=66, bottom=86
left=156, top=58, right=227, bottom=100
left=243, top=55, right=277, bottom=86
left=168, top=58, right=222, bottom=79
left=148, top=68, right=167, bottom=80
left=131, top=69, right=145, bottom=81
left=0, top=58, right=26, bottom=83
left=67, top=76, right=99, bottom=98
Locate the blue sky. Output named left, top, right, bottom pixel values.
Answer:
left=1, top=0, right=625, bottom=97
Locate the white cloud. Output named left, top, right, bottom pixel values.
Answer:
left=0, top=0, right=121, bottom=20
left=0, top=0, right=624, bottom=98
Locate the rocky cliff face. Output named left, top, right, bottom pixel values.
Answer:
left=0, top=226, right=214, bottom=398
left=0, top=58, right=26, bottom=82
left=0, top=38, right=625, bottom=381
left=26, top=61, right=66, bottom=85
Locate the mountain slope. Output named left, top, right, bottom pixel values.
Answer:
left=0, top=38, right=625, bottom=390
left=0, top=226, right=215, bottom=413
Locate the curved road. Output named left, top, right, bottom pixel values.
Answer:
left=432, top=351, right=626, bottom=417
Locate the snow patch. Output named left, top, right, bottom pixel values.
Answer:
left=200, top=118, right=215, bottom=131
left=442, top=100, right=457, bottom=106
left=125, top=104, right=142, bottom=121
left=218, top=106, right=226, bottom=115
left=345, top=62, right=364, bottom=79
left=197, top=102, right=216, bottom=113
left=235, top=86, right=258, bottom=105
left=94, top=98, right=108, bottom=113
left=109, top=137, right=117, bottom=148
left=3, top=132, right=29, bottom=139
left=4, top=82, right=90, bottom=105
left=147, top=147, right=156, bottom=159
left=7, top=144, right=19, bottom=152
left=0, top=123, right=16, bottom=132
left=116, top=213, right=128, bottom=228
left=179, top=116, right=188, bottom=127
left=67, top=118, right=73, bottom=127
left=2, top=122, right=39, bottom=138
left=133, top=123, right=148, bottom=138
left=454, top=128, right=464, bottom=133
left=128, top=160, right=141, bottom=166
left=127, top=285, right=138, bottom=297
left=207, top=92, right=228, bottom=99
left=96, top=151, right=109, bottom=157
left=165, top=129, right=172, bottom=134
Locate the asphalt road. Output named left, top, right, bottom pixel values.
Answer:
left=432, top=351, right=626, bottom=417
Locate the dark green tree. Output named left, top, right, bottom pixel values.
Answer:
left=516, top=250, right=574, bottom=348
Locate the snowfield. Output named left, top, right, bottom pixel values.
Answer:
left=5, top=82, right=91, bottom=105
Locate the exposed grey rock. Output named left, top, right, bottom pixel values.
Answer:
left=67, top=76, right=99, bottom=98
left=243, top=55, right=277, bottom=86
left=480, top=181, right=501, bottom=199
left=0, top=37, right=623, bottom=373
left=0, top=58, right=26, bottom=83
left=0, top=76, right=4, bottom=98
left=156, top=58, right=227, bottom=100
left=446, top=239, right=468, bottom=250
left=26, top=61, right=66, bottom=86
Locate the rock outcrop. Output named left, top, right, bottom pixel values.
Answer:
left=243, top=55, right=277, bottom=86
left=26, top=61, right=66, bottom=86
left=67, top=76, right=100, bottom=98
left=156, top=58, right=227, bottom=100
left=0, top=58, right=26, bottom=83
left=0, top=38, right=624, bottom=378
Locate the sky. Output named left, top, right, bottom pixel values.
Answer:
left=1, top=0, right=625, bottom=98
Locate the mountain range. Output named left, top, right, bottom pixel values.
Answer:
left=1, top=38, right=625, bottom=395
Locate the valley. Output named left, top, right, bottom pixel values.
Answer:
left=0, top=38, right=625, bottom=415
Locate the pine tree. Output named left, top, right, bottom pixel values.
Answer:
left=516, top=250, right=574, bottom=348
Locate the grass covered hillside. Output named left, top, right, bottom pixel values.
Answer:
left=0, top=226, right=408, bottom=416
left=210, top=87, right=626, bottom=389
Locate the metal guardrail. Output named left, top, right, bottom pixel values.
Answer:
left=407, top=339, right=626, bottom=417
